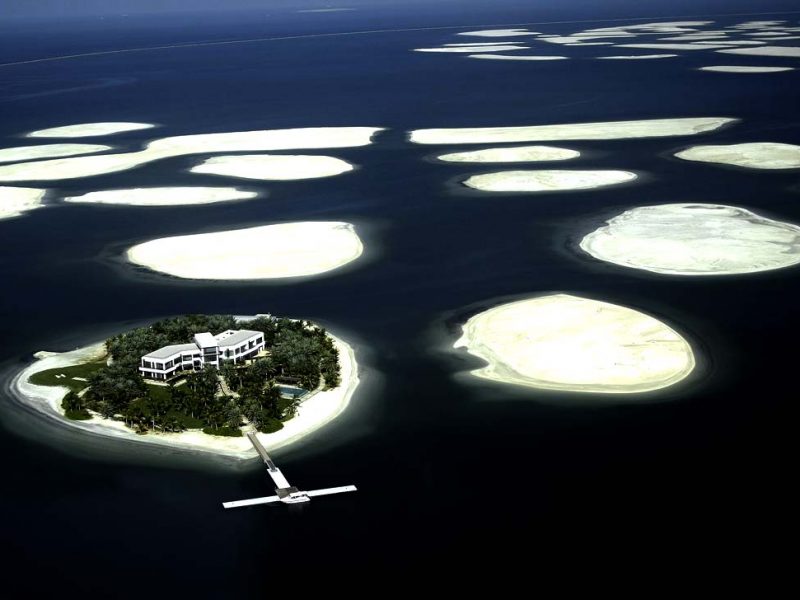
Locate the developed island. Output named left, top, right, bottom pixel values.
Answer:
left=16, top=314, right=359, bottom=457
left=455, top=294, right=695, bottom=394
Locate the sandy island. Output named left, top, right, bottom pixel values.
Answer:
left=414, top=45, right=527, bottom=53
left=1, top=186, right=46, bottom=220
left=438, top=145, right=579, bottom=163
left=467, top=54, right=567, bottom=61
left=127, top=221, right=363, bottom=280
left=464, top=170, right=636, bottom=192
left=675, top=142, right=800, bottom=169
left=698, top=66, right=794, bottom=72
left=597, top=54, right=678, bottom=59
left=457, top=29, right=540, bottom=37
left=455, top=294, right=695, bottom=394
left=613, top=43, right=734, bottom=50
left=580, top=203, right=800, bottom=275
left=0, top=143, right=110, bottom=163
left=27, top=122, right=155, bottom=138
left=410, top=117, right=734, bottom=145
left=12, top=330, right=359, bottom=459
left=718, top=46, right=800, bottom=57
left=64, top=186, right=259, bottom=207
left=0, top=127, right=382, bottom=182
left=190, top=154, right=354, bottom=180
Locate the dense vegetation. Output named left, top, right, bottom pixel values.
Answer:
left=38, top=314, right=341, bottom=437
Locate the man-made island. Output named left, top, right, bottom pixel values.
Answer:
left=15, top=314, right=359, bottom=458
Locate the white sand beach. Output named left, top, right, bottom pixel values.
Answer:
left=27, top=122, right=155, bottom=138
left=0, top=186, right=46, bottom=220
left=455, top=294, right=695, bottom=394
left=467, top=54, right=567, bottom=61
left=0, top=143, right=110, bottom=163
left=127, top=221, right=363, bottom=280
left=190, top=154, right=354, bottom=180
left=580, top=203, right=800, bottom=275
left=437, top=145, right=579, bottom=163
left=13, top=331, right=359, bottom=459
left=675, top=142, right=800, bottom=169
left=597, top=54, right=678, bottom=59
left=409, top=117, right=734, bottom=145
left=718, top=46, right=800, bottom=57
left=64, top=186, right=259, bottom=207
left=463, top=170, right=636, bottom=192
left=700, top=65, right=794, bottom=72
left=0, top=127, right=382, bottom=182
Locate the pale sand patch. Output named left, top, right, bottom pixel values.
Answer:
left=699, top=65, right=794, bottom=73
left=444, top=42, right=527, bottom=46
left=691, top=40, right=766, bottom=45
left=455, top=294, right=695, bottom=394
left=457, top=29, right=540, bottom=37
left=0, top=127, right=382, bottom=182
left=614, top=43, right=733, bottom=50
left=64, top=186, right=258, bottom=207
left=0, top=186, right=46, bottom=220
left=13, top=331, right=359, bottom=458
left=127, top=221, right=363, bottom=280
left=27, top=122, right=155, bottom=138
left=659, top=34, right=729, bottom=41
left=563, top=42, right=613, bottom=46
left=410, top=117, right=734, bottom=145
left=437, top=145, right=579, bottom=163
left=597, top=54, right=678, bottom=59
left=580, top=203, right=800, bottom=275
left=718, top=46, right=800, bottom=57
left=468, top=54, right=567, bottom=61
left=675, top=142, right=800, bottom=169
left=190, top=154, right=353, bottom=180
left=414, top=45, right=527, bottom=53
left=0, top=143, right=110, bottom=163
left=464, top=170, right=636, bottom=192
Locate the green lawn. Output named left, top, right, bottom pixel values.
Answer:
left=29, top=359, right=108, bottom=393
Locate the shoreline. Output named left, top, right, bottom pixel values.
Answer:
left=10, top=330, right=360, bottom=460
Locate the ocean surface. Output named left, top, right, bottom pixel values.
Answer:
left=0, top=1, right=797, bottom=590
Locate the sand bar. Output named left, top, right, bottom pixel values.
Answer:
left=64, top=186, right=258, bottom=207
left=457, top=29, right=540, bottom=37
left=455, top=294, right=695, bottom=394
left=0, top=127, right=382, bottom=182
left=699, top=66, right=794, bottom=73
left=27, top=122, right=155, bottom=138
left=190, top=154, right=353, bottom=180
left=410, top=117, right=734, bottom=145
left=0, top=143, right=110, bottom=164
left=675, top=142, right=800, bottom=169
left=718, top=46, right=800, bottom=57
left=597, top=54, right=678, bottom=59
left=0, top=186, right=46, bottom=220
left=468, top=54, right=567, bottom=61
left=437, top=145, right=579, bottom=163
left=464, top=170, right=636, bottom=192
left=13, top=329, right=359, bottom=458
left=580, top=203, right=800, bottom=275
left=127, top=221, right=363, bottom=280
left=614, top=43, right=733, bottom=50
left=414, top=45, right=527, bottom=53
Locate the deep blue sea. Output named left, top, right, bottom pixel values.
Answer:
left=0, top=1, right=798, bottom=591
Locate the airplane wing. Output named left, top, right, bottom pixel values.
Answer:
left=305, top=485, right=358, bottom=498
left=222, top=495, right=282, bottom=509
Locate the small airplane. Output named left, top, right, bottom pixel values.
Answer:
left=222, top=432, right=357, bottom=508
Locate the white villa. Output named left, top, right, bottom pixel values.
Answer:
left=139, top=329, right=266, bottom=380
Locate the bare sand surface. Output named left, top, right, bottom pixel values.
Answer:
left=468, top=54, right=567, bottom=61
left=410, top=117, right=734, bottom=145
left=0, top=127, right=382, bottom=182
left=675, top=142, right=800, bottom=169
left=127, top=221, right=363, bottom=280
left=597, top=54, right=678, bottom=59
left=580, top=203, right=800, bottom=275
left=64, top=186, right=259, bottom=206
left=414, top=45, right=527, bottom=53
left=0, top=186, right=46, bottom=220
left=718, top=46, right=800, bottom=57
left=27, top=122, right=155, bottom=138
left=457, top=29, right=540, bottom=37
left=437, top=145, right=579, bottom=163
left=190, top=154, right=353, bottom=180
left=13, top=331, right=359, bottom=458
left=0, top=143, right=110, bottom=163
left=699, top=66, right=794, bottom=73
left=454, top=294, right=695, bottom=394
left=464, top=170, right=636, bottom=192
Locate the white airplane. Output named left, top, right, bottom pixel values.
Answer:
left=222, top=432, right=357, bottom=508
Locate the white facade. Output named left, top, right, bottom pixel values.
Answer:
left=139, top=329, right=266, bottom=380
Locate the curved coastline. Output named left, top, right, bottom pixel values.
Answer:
left=10, top=330, right=360, bottom=460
